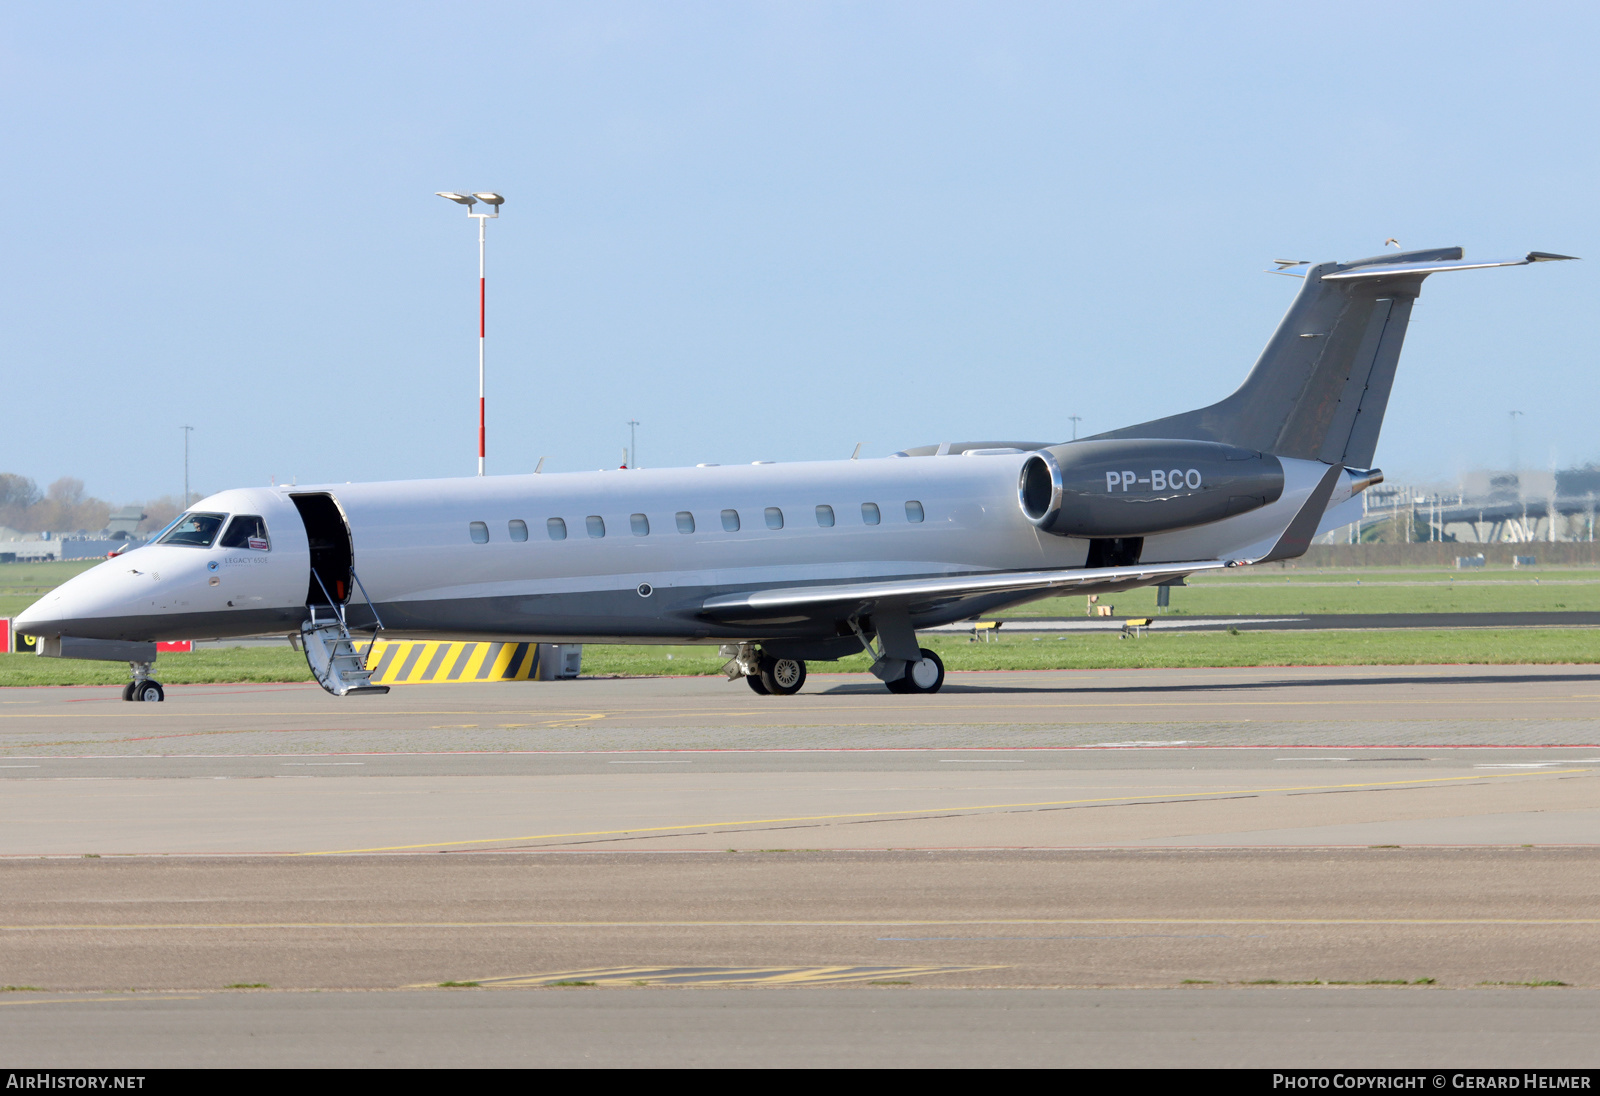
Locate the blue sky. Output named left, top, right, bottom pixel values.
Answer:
left=2, top=2, right=1594, bottom=503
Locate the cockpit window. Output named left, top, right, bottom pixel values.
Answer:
left=157, top=512, right=226, bottom=548
left=219, top=515, right=271, bottom=551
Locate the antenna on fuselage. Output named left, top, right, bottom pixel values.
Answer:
left=850, top=443, right=862, bottom=460
left=534, top=457, right=546, bottom=474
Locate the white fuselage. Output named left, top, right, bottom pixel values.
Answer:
left=17, top=451, right=1339, bottom=645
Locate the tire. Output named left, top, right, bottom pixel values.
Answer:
left=133, top=680, right=165, bottom=702
left=746, top=674, right=771, bottom=695
left=121, top=682, right=136, bottom=702
left=759, top=657, right=806, bottom=697
left=883, top=673, right=912, bottom=694
left=901, top=648, right=945, bottom=694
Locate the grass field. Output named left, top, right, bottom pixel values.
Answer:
left=3, top=628, right=1597, bottom=687
left=4, top=559, right=1598, bottom=687
left=1012, top=567, right=1600, bottom=618
left=7, top=561, right=1599, bottom=624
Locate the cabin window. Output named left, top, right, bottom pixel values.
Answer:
left=764, top=507, right=784, bottom=530
left=157, top=511, right=226, bottom=548
left=631, top=513, right=650, bottom=536
left=508, top=519, right=529, bottom=542
left=219, top=515, right=270, bottom=550
left=586, top=515, right=606, bottom=539
left=905, top=501, right=925, bottom=523
left=547, top=517, right=567, bottom=541
left=861, top=502, right=881, bottom=526
left=721, top=509, right=741, bottom=532
left=469, top=522, right=490, bottom=544
left=815, top=504, right=835, bottom=528
left=676, top=511, right=696, bottom=534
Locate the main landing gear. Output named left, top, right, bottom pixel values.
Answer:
left=750, top=655, right=807, bottom=696
left=122, top=661, right=164, bottom=702
left=720, top=640, right=945, bottom=696
left=723, top=644, right=807, bottom=696
left=886, top=648, right=945, bottom=695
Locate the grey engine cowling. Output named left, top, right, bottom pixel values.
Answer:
left=1018, top=439, right=1285, bottom=538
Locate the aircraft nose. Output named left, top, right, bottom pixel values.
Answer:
left=15, top=580, right=98, bottom=637
left=12, top=599, right=46, bottom=631
left=11, top=559, right=155, bottom=641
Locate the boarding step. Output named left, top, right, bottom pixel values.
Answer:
left=300, top=620, right=390, bottom=697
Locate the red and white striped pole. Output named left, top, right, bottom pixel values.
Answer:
left=477, top=212, right=486, bottom=477
left=436, top=192, right=503, bottom=477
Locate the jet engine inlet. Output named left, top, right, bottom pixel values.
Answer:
left=1019, top=450, right=1063, bottom=525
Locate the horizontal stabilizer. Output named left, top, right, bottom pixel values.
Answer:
left=1322, top=251, right=1578, bottom=282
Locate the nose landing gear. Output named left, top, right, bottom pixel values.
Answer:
left=122, top=661, right=164, bottom=702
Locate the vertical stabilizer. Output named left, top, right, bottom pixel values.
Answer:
left=1093, top=247, right=1572, bottom=465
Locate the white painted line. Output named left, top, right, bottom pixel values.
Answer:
left=1087, top=741, right=1196, bottom=748
left=1474, top=761, right=1600, bottom=769
left=1277, top=758, right=1351, bottom=762
left=609, top=760, right=693, bottom=764
left=939, top=759, right=1024, bottom=763
left=0, top=765, right=41, bottom=769
left=280, top=762, right=365, bottom=767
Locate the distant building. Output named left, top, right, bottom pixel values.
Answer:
left=1324, top=466, right=1599, bottom=545
left=106, top=506, right=147, bottom=537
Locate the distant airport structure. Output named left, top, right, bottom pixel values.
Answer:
left=1323, top=466, right=1600, bottom=544
left=0, top=504, right=150, bottom=562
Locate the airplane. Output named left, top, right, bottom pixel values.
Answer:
left=14, top=245, right=1575, bottom=701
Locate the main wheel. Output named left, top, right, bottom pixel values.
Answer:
left=901, top=648, right=945, bottom=694
left=133, top=680, right=165, bottom=702
left=746, top=674, right=770, bottom=695
left=759, top=657, right=806, bottom=697
left=121, top=682, right=136, bottom=702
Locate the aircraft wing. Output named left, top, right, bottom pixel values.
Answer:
left=698, top=558, right=1235, bottom=622
left=699, top=462, right=1346, bottom=624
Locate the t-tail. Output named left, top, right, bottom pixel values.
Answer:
left=1095, top=246, right=1576, bottom=466
left=1014, top=246, right=1575, bottom=560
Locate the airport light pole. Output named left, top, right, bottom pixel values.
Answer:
left=437, top=191, right=504, bottom=476
left=181, top=425, right=193, bottom=506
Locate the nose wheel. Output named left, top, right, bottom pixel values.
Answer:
left=123, top=661, right=164, bottom=702
left=128, top=680, right=164, bottom=702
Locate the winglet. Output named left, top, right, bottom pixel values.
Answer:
left=1255, top=464, right=1344, bottom=564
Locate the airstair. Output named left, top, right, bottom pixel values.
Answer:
left=300, top=570, right=389, bottom=696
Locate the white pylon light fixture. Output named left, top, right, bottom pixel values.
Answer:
left=437, top=190, right=503, bottom=475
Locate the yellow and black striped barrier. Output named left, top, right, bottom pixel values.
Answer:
left=363, top=639, right=545, bottom=685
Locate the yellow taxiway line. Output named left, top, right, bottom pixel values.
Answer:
left=296, top=767, right=1591, bottom=856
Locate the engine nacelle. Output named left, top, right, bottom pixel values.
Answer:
left=1018, top=439, right=1285, bottom=538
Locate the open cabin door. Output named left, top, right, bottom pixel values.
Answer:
left=291, top=493, right=352, bottom=607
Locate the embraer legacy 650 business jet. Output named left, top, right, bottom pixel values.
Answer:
left=16, top=246, right=1576, bottom=701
